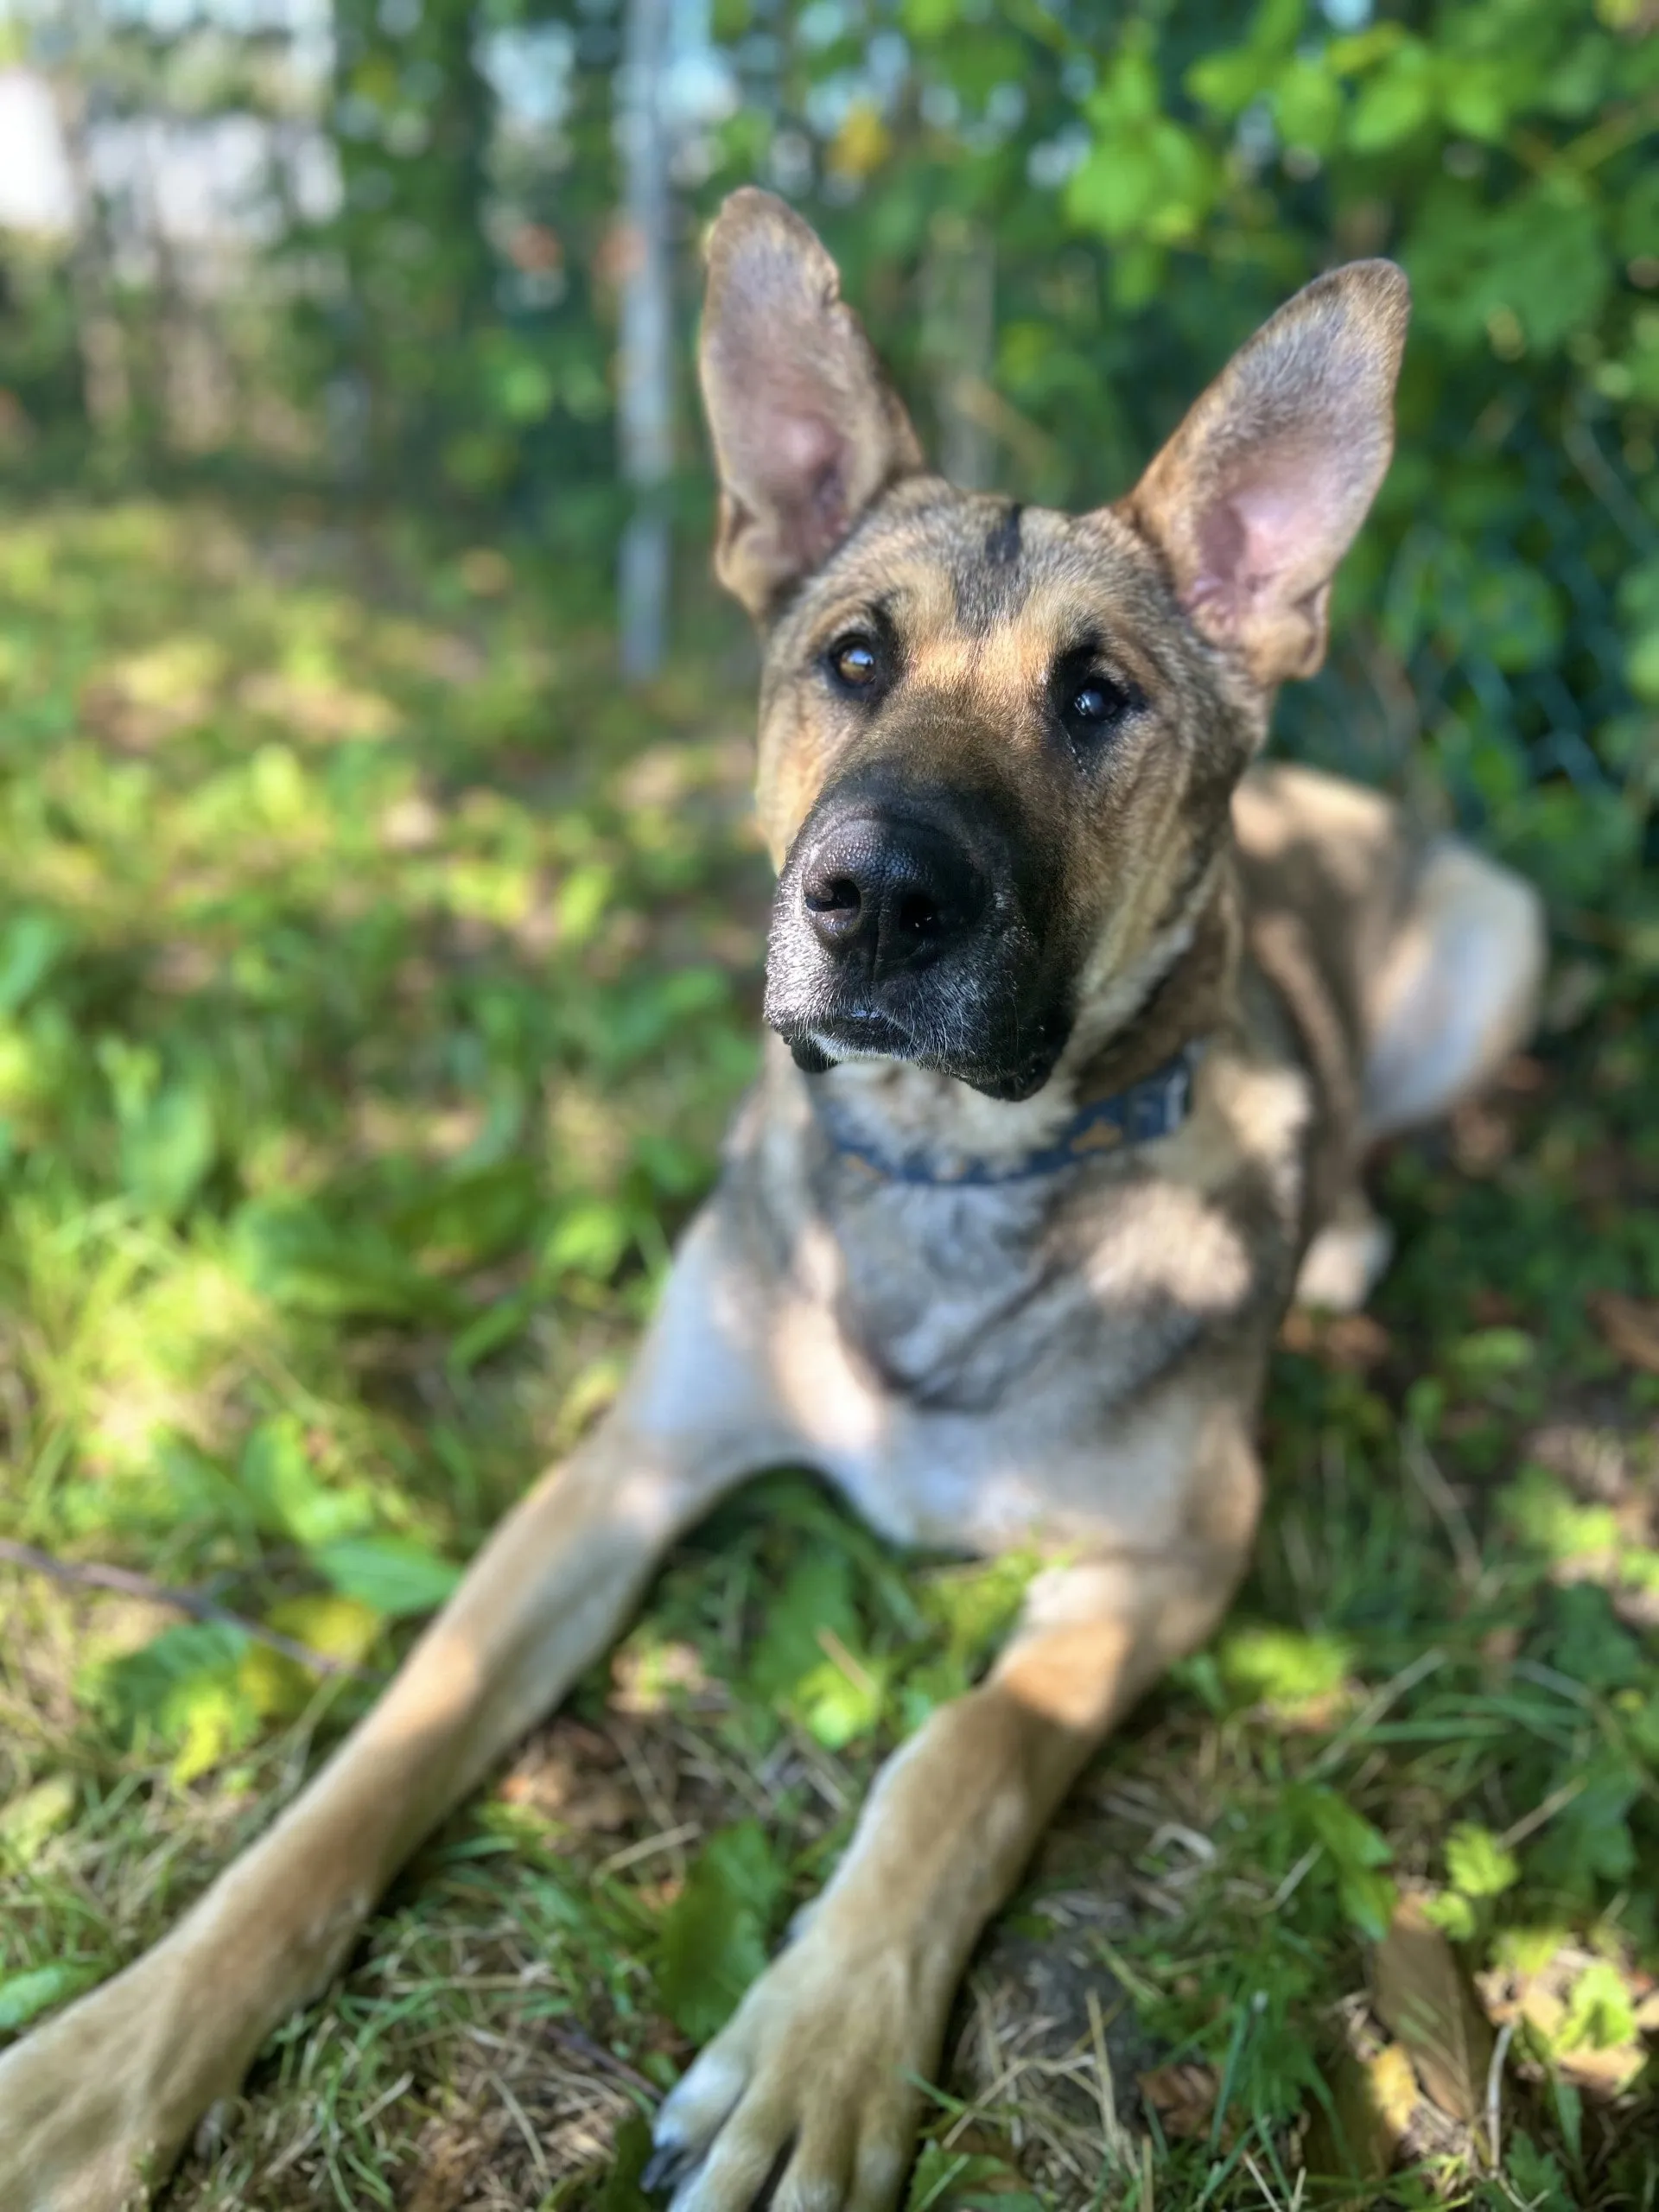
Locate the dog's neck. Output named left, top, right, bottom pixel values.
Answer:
left=798, top=854, right=1241, bottom=1178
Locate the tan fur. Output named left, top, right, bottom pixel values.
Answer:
left=0, top=195, right=1543, bottom=2212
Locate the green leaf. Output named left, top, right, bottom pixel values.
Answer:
left=1445, top=1822, right=1519, bottom=1901
left=1406, top=180, right=1607, bottom=353
left=1274, top=57, right=1343, bottom=154
left=93, top=1620, right=249, bottom=1728
left=1465, top=565, right=1565, bottom=674
left=1629, top=627, right=1659, bottom=706
left=313, top=1535, right=461, bottom=1618
left=917, top=1552, right=1036, bottom=1670
left=906, top=2141, right=1044, bottom=2210
left=234, top=1198, right=456, bottom=1322
left=1276, top=1783, right=1396, bottom=1935
left=154, top=1437, right=260, bottom=1543
left=1541, top=1585, right=1643, bottom=1694
left=1449, top=1326, right=1535, bottom=1384
left=1556, top=1960, right=1637, bottom=2053
left=1530, top=1755, right=1639, bottom=1891
left=1338, top=1866, right=1399, bottom=1943
left=448, top=1289, right=535, bottom=1374
left=1346, top=43, right=1435, bottom=151
left=240, top=1418, right=372, bottom=1547
left=1077, top=120, right=1218, bottom=245
left=120, top=1082, right=216, bottom=1220
left=1618, top=167, right=1659, bottom=265
left=1422, top=1888, right=1478, bottom=1942
left=748, top=1550, right=861, bottom=1707
left=1185, top=48, right=1273, bottom=118
left=543, top=1197, right=633, bottom=1282
left=901, top=0, right=957, bottom=36
left=0, top=1775, right=78, bottom=1870
left=0, top=1962, right=99, bottom=2032
left=1440, top=59, right=1514, bottom=142
left=655, top=1822, right=786, bottom=2045
left=592, top=2113, right=657, bottom=2212
left=1505, top=2135, right=1573, bottom=2212
left=790, top=1653, right=886, bottom=1751
left=88, top=1621, right=257, bottom=1782
left=1220, top=1625, right=1351, bottom=1712
left=0, top=913, right=66, bottom=1016
left=388, top=1158, right=541, bottom=1269
left=1287, top=1783, right=1393, bottom=1872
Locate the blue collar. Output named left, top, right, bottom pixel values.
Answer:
left=817, top=1045, right=1200, bottom=1188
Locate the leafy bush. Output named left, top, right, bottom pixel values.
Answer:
left=276, top=0, right=1658, bottom=918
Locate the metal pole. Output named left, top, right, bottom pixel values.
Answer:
left=617, top=0, right=673, bottom=683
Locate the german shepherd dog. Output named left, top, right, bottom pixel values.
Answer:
left=0, top=189, right=1543, bottom=2211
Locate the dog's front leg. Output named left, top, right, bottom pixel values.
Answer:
left=0, top=1204, right=788, bottom=2212
left=648, top=1438, right=1261, bottom=2212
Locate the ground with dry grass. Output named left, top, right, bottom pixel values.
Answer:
left=3, top=499, right=1659, bottom=2211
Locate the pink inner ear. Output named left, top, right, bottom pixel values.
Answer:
left=759, top=408, right=848, bottom=566
left=1188, top=457, right=1337, bottom=627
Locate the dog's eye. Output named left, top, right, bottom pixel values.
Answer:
left=1056, top=667, right=1137, bottom=756
left=828, top=635, right=880, bottom=690
left=1069, top=683, right=1120, bottom=724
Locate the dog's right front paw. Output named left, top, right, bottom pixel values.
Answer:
left=645, top=1916, right=951, bottom=2212
left=0, top=1947, right=242, bottom=2211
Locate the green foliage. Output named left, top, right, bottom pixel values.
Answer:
left=1444, top=1821, right=1519, bottom=1904
left=0, top=1962, right=100, bottom=2033
left=748, top=1548, right=884, bottom=1748
left=0, top=502, right=1656, bottom=2203
left=1278, top=1782, right=1397, bottom=1941
left=312, top=1535, right=462, bottom=1618
left=626, top=0, right=1659, bottom=936
left=1218, top=1624, right=1352, bottom=1714
left=1502, top=2136, right=1575, bottom=2212
left=654, top=1821, right=787, bottom=2044
left=8, top=0, right=1655, bottom=933
left=1, top=7, right=1657, bottom=2187
left=0, top=1776, right=77, bottom=1872
left=89, top=1620, right=259, bottom=1784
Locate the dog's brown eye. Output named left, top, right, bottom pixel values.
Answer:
left=1056, top=662, right=1139, bottom=759
left=1070, top=684, right=1116, bottom=722
left=829, top=636, right=879, bottom=690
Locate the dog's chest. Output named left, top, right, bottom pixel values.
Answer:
left=825, top=1173, right=1229, bottom=1414
left=754, top=1161, right=1285, bottom=1550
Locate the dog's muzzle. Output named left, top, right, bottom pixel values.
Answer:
left=764, top=787, right=1070, bottom=1099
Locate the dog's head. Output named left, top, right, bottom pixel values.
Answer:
left=699, top=189, right=1408, bottom=1103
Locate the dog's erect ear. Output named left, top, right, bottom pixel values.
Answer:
left=699, top=188, right=923, bottom=620
left=1127, top=261, right=1409, bottom=688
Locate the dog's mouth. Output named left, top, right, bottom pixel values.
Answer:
left=800, top=1006, right=915, bottom=1060
left=765, top=956, right=1072, bottom=1102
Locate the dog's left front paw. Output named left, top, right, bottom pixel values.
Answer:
left=645, top=1922, right=948, bottom=2211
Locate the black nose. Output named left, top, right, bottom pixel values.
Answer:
left=798, top=813, right=987, bottom=976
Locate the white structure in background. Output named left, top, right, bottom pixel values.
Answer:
left=0, top=68, right=76, bottom=232
left=0, top=42, right=340, bottom=442
left=0, top=37, right=340, bottom=257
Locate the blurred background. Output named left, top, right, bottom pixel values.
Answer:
left=1, top=0, right=1656, bottom=899
left=4, top=7, right=1659, bottom=2204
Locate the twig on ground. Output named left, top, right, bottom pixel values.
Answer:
left=544, top=2022, right=659, bottom=2100
left=0, top=1536, right=377, bottom=1680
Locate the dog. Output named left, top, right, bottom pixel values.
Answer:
left=0, top=188, right=1544, bottom=2212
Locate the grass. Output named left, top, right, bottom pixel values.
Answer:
left=2, top=493, right=1658, bottom=2212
